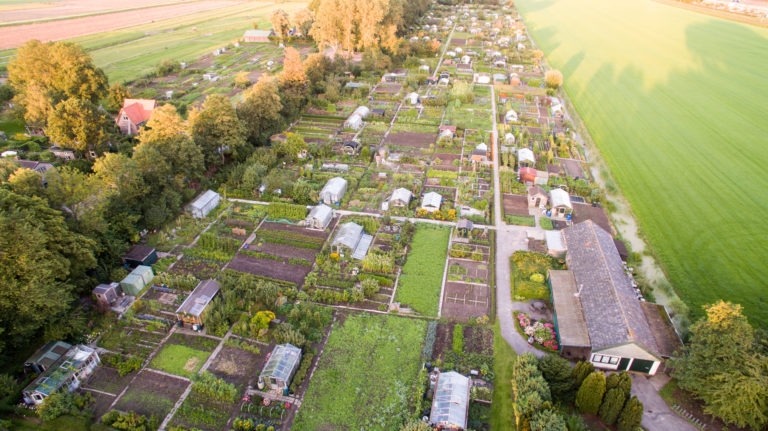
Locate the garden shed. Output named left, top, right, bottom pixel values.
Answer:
left=121, top=245, right=157, bottom=268
left=176, top=279, right=221, bottom=326
left=549, top=188, right=572, bottom=218
left=527, top=185, right=548, bottom=208
left=120, top=265, right=153, bottom=296
left=519, top=167, right=537, bottom=184
left=305, top=204, right=334, bottom=230
left=93, top=282, right=122, bottom=308
left=457, top=218, right=474, bottom=233
left=390, top=188, right=413, bottom=207
left=504, top=132, right=516, bottom=145
left=187, top=190, right=221, bottom=219
left=517, top=148, right=535, bottom=167
left=429, top=371, right=470, bottom=430
left=319, top=177, right=348, bottom=205
left=421, top=192, right=443, bottom=213
left=258, top=344, right=301, bottom=393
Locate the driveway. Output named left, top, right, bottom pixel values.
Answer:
left=632, top=374, right=697, bottom=431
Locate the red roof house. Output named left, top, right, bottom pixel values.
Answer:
left=116, top=99, right=157, bottom=135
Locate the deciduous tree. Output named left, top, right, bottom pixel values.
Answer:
left=671, top=301, right=768, bottom=430
left=545, top=69, right=563, bottom=89
left=8, top=40, right=107, bottom=125
left=238, top=76, right=283, bottom=145
left=45, top=98, right=110, bottom=152
left=270, top=9, right=291, bottom=41
left=0, top=189, right=96, bottom=353
left=292, top=8, right=314, bottom=37
left=105, top=82, right=130, bottom=113
left=188, top=94, right=249, bottom=167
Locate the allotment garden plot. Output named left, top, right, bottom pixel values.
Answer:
left=442, top=228, right=493, bottom=321
left=292, top=313, right=427, bottom=431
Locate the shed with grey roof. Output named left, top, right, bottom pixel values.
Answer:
left=176, top=279, right=221, bottom=326
left=557, top=221, right=663, bottom=374
left=429, top=371, right=470, bottom=430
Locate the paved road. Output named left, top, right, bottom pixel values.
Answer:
left=487, top=84, right=546, bottom=358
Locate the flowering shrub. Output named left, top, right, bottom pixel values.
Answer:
left=517, top=312, right=558, bottom=351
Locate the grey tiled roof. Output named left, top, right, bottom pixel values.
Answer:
left=562, top=221, right=659, bottom=355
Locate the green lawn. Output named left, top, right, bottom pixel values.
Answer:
left=395, top=225, right=451, bottom=316
left=490, top=320, right=517, bottom=430
left=292, top=313, right=427, bottom=431
left=149, top=343, right=211, bottom=378
left=516, top=0, right=768, bottom=327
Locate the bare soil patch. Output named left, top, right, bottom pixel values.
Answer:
left=246, top=241, right=318, bottom=261
left=463, top=326, right=493, bottom=356
left=227, top=254, right=310, bottom=285
left=502, top=193, right=529, bottom=217
left=82, top=390, right=116, bottom=419
left=208, top=344, right=267, bottom=387
left=384, top=132, right=437, bottom=148
left=432, top=323, right=453, bottom=360
left=441, top=281, right=491, bottom=321
left=114, top=369, right=188, bottom=419
left=83, top=366, right=134, bottom=395
left=0, top=1, right=242, bottom=49
left=259, top=221, right=330, bottom=239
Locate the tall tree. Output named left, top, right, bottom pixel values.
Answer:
left=45, top=98, right=110, bottom=152
left=280, top=47, right=307, bottom=86
left=6, top=168, right=45, bottom=198
left=105, top=82, right=130, bottom=113
left=617, top=396, right=644, bottom=431
left=0, top=189, right=96, bottom=353
left=237, top=76, right=283, bottom=145
left=270, top=9, right=291, bottom=41
left=575, top=371, right=605, bottom=415
left=8, top=40, right=107, bottom=125
left=188, top=94, right=248, bottom=168
left=292, top=8, right=314, bottom=38
left=133, top=104, right=204, bottom=183
left=671, top=301, right=768, bottom=430
left=45, top=166, right=111, bottom=234
left=538, top=354, right=576, bottom=403
left=599, top=387, right=628, bottom=425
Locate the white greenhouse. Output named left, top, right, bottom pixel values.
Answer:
left=186, top=190, right=221, bottom=219
left=319, top=177, right=348, bottom=205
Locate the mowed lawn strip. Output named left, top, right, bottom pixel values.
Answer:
left=292, top=313, right=427, bottom=431
left=150, top=344, right=211, bottom=378
left=516, top=0, right=768, bottom=326
left=395, top=225, right=451, bottom=316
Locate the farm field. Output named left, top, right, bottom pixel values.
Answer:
left=395, top=225, right=451, bottom=316
left=292, top=313, right=427, bottom=431
left=0, top=1, right=243, bottom=50
left=516, top=0, right=768, bottom=327
left=0, top=0, right=199, bottom=24
left=0, top=0, right=308, bottom=82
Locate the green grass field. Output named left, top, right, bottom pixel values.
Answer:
left=292, top=313, right=426, bottom=430
left=516, top=0, right=768, bottom=327
left=149, top=344, right=211, bottom=377
left=395, top=225, right=451, bottom=316
left=0, top=1, right=306, bottom=82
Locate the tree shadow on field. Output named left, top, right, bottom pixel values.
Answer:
left=566, top=18, right=768, bottom=326
left=516, top=0, right=556, bottom=14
